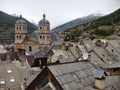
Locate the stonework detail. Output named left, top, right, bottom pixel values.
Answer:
left=14, top=14, right=50, bottom=54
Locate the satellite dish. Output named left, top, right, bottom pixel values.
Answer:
left=82, top=52, right=89, bottom=60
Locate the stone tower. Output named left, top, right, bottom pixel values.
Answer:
left=38, top=14, right=50, bottom=49
left=15, top=15, right=27, bottom=43
left=14, top=15, right=27, bottom=52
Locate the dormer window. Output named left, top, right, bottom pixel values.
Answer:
left=0, top=79, right=5, bottom=85
left=7, top=68, right=12, bottom=74
left=10, top=77, right=15, bottom=83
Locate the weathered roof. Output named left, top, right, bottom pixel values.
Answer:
left=48, top=62, right=96, bottom=90
left=102, top=62, right=120, bottom=69
left=51, top=49, right=75, bottom=63
left=34, top=46, right=52, bottom=58
left=0, top=63, right=21, bottom=89
left=26, top=55, right=35, bottom=67
left=83, top=39, right=95, bottom=52
left=0, top=52, right=20, bottom=62
left=107, top=40, right=120, bottom=53
left=48, top=61, right=120, bottom=90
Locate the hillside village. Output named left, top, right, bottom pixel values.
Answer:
left=0, top=12, right=120, bottom=90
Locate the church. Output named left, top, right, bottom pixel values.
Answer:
left=14, top=14, right=51, bottom=54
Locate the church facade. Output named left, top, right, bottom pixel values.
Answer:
left=14, top=14, right=51, bottom=54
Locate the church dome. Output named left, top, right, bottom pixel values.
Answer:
left=39, top=14, right=50, bottom=26
left=15, top=15, right=26, bottom=25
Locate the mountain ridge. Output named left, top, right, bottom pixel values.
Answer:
left=52, top=14, right=101, bottom=32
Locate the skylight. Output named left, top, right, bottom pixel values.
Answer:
left=71, top=72, right=81, bottom=83
left=7, top=68, right=12, bottom=74
left=0, top=79, right=5, bottom=84
left=10, top=77, right=15, bottom=83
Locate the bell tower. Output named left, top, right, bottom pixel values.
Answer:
left=38, top=14, right=50, bottom=49
left=14, top=15, right=27, bottom=52
left=15, top=15, right=27, bottom=43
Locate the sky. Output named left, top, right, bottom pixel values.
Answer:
left=0, top=0, right=120, bottom=28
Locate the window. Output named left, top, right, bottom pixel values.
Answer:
left=19, top=36, right=21, bottom=39
left=10, top=77, right=15, bottom=83
left=16, top=27, right=18, bottom=30
left=40, top=27, right=42, bottom=30
left=40, top=35, right=42, bottom=39
left=7, top=68, right=12, bottom=74
left=17, top=35, right=19, bottom=39
left=0, top=79, right=5, bottom=84
left=71, top=72, right=81, bottom=83
left=19, top=27, right=21, bottom=30
left=29, top=46, right=32, bottom=52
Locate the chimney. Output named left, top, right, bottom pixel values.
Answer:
left=93, top=69, right=106, bottom=90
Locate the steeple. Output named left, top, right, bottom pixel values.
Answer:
left=43, top=14, right=45, bottom=20
left=20, top=15, right=22, bottom=19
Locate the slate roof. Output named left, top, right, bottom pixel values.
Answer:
left=48, top=61, right=120, bottom=90
left=26, top=55, right=35, bottom=67
left=0, top=63, right=21, bottom=90
left=82, top=39, right=117, bottom=66
left=102, top=62, right=120, bottom=69
left=0, top=52, right=20, bottom=62
left=51, top=49, right=75, bottom=63
left=107, top=40, right=120, bottom=53
left=83, top=39, right=95, bottom=52
left=34, top=46, right=52, bottom=58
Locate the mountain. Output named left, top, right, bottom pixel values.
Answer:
left=63, top=8, right=120, bottom=41
left=52, top=14, right=101, bottom=32
left=82, top=8, right=120, bottom=39
left=0, top=11, right=37, bottom=44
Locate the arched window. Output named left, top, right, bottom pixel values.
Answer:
left=19, top=27, right=21, bottom=30
left=29, top=46, right=32, bottom=52
left=19, top=36, right=21, bottom=39
left=40, top=27, right=42, bottom=30
left=40, top=36, right=42, bottom=39
left=17, top=35, right=19, bottom=39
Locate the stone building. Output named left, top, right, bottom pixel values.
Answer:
left=14, top=14, right=51, bottom=54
